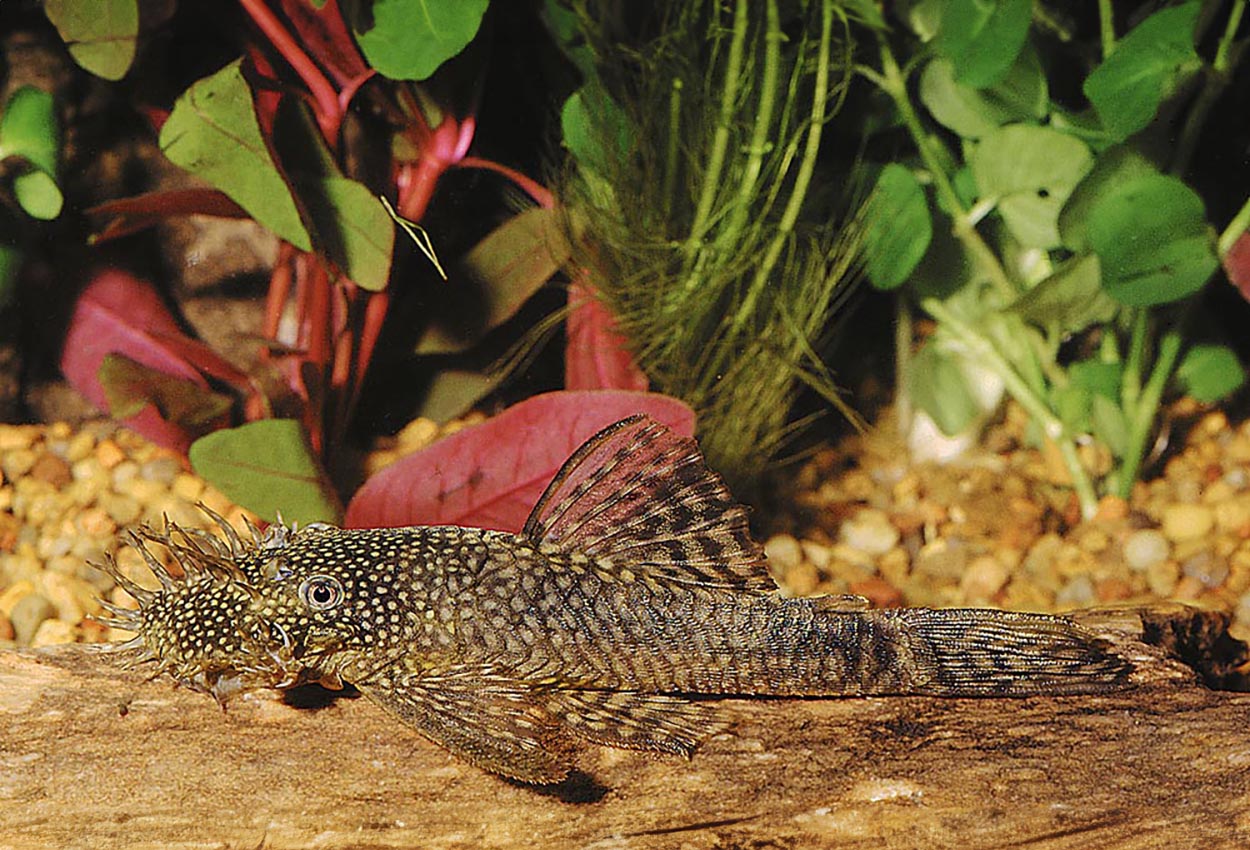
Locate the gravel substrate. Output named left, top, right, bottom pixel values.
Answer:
left=2, top=405, right=1248, bottom=650
left=765, top=403, right=1250, bottom=641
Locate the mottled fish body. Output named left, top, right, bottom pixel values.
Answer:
left=96, top=416, right=1131, bottom=783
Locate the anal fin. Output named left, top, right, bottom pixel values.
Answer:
left=356, top=663, right=578, bottom=784
left=544, top=690, right=725, bottom=758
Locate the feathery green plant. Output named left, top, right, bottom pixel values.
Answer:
left=552, top=0, right=878, bottom=489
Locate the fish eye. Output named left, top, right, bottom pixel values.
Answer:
left=299, top=575, right=344, bottom=610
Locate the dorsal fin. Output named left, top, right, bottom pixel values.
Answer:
left=523, top=415, right=773, bottom=591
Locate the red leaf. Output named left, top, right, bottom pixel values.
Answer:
left=1224, top=231, right=1250, bottom=302
left=344, top=390, right=695, bottom=531
left=59, top=269, right=247, bottom=452
left=88, top=188, right=249, bottom=243
left=565, top=279, right=648, bottom=391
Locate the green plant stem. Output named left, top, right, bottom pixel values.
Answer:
left=1172, top=0, right=1247, bottom=176
left=728, top=0, right=833, bottom=336
left=876, top=40, right=1017, bottom=301
left=1097, top=0, right=1116, bottom=58
left=894, top=297, right=913, bottom=429
left=1122, top=307, right=1147, bottom=411
left=1116, top=324, right=1185, bottom=499
left=662, top=78, right=683, bottom=212
left=718, top=0, right=780, bottom=247
left=1218, top=193, right=1250, bottom=256
left=680, top=0, right=747, bottom=273
left=1214, top=0, right=1247, bottom=72
left=924, top=297, right=1099, bottom=519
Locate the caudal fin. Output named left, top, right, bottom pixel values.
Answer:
left=895, top=608, right=1133, bottom=696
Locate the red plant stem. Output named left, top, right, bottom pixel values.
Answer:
left=458, top=156, right=554, bottom=208
left=306, top=261, right=331, bottom=368
left=355, top=289, right=389, bottom=395
left=238, top=0, right=343, bottom=140
left=292, top=253, right=310, bottom=352
left=264, top=243, right=295, bottom=346
left=396, top=158, right=444, bottom=221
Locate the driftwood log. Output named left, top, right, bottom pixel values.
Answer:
left=2, top=605, right=1249, bottom=850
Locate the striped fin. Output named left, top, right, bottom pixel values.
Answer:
left=357, top=664, right=579, bottom=784
left=545, top=690, right=724, bottom=757
left=523, top=416, right=772, bottom=591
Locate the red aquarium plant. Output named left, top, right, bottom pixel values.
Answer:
left=48, top=0, right=649, bottom=525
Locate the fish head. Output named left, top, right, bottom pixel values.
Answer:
left=94, top=515, right=368, bottom=704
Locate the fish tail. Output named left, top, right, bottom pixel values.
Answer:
left=872, top=607, right=1134, bottom=696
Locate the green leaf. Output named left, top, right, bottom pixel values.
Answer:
left=1087, top=173, right=1217, bottom=306
left=417, top=367, right=503, bottom=424
left=159, top=61, right=312, bottom=251
left=862, top=165, right=932, bottom=290
left=416, top=207, right=572, bottom=354
left=970, top=124, right=1093, bottom=249
left=920, top=46, right=1047, bottom=140
left=1008, top=254, right=1119, bottom=334
left=933, top=0, right=1032, bottom=89
left=561, top=86, right=633, bottom=180
left=189, top=419, right=342, bottom=525
left=1090, top=394, right=1129, bottom=457
left=1176, top=344, right=1246, bottom=403
left=1057, top=146, right=1156, bottom=251
left=43, top=0, right=138, bottom=81
left=348, top=0, right=491, bottom=80
left=541, top=0, right=597, bottom=80
left=98, top=354, right=232, bottom=432
left=1069, top=358, right=1122, bottom=401
left=296, top=176, right=394, bottom=291
left=909, top=342, right=981, bottom=436
left=0, top=87, right=63, bottom=220
left=1083, top=2, right=1201, bottom=142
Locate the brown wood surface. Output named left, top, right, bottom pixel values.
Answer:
left=2, top=606, right=1248, bottom=850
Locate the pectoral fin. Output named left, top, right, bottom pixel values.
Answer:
left=544, top=690, right=724, bottom=757
left=357, top=664, right=578, bottom=784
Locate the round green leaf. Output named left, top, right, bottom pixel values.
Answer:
left=1083, top=2, right=1201, bottom=142
left=920, top=47, right=1047, bottom=140
left=1057, top=146, right=1156, bottom=251
left=190, top=419, right=342, bottom=526
left=909, top=342, right=981, bottom=436
left=43, top=0, right=138, bottom=81
left=159, top=61, right=312, bottom=251
left=862, top=165, right=932, bottom=290
left=350, top=0, right=491, bottom=81
left=13, top=170, right=63, bottom=220
left=1176, top=344, right=1246, bottom=403
left=1087, top=174, right=1217, bottom=306
left=933, top=0, right=1032, bottom=89
left=970, top=124, right=1093, bottom=249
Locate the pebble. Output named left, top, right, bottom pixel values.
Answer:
left=1055, top=575, right=1096, bottom=609
left=1145, top=560, right=1180, bottom=597
left=1161, top=503, right=1215, bottom=543
left=98, top=492, right=142, bottom=527
left=764, top=534, right=803, bottom=572
left=1124, top=530, right=1170, bottom=571
left=914, top=538, right=968, bottom=581
left=9, top=592, right=56, bottom=644
left=29, top=453, right=73, bottom=488
left=960, top=555, right=1010, bottom=602
left=839, top=508, right=900, bottom=557
left=1181, top=551, right=1229, bottom=588
left=31, top=618, right=76, bottom=647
